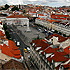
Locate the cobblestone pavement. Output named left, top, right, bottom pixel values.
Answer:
left=17, top=26, right=46, bottom=46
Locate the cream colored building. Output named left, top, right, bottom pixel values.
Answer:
left=35, top=19, right=70, bottom=36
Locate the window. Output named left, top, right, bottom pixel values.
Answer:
left=41, top=65, right=42, bottom=68
left=39, top=60, right=40, bottom=63
left=5, top=59, right=7, bottom=61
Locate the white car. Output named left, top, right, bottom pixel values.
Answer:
left=27, top=47, right=30, bottom=53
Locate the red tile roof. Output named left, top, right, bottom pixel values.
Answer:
left=36, top=17, right=45, bottom=20
left=3, top=59, right=25, bottom=70
left=8, top=40, right=16, bottom=46
left=0, top=31, right=5, bottom=37
left=38, top=14, right=44, bottom=16
left=41, top=51, right=44, bottom=55
left=1, top=40, right=21, bottom=59
left=45, top=47, right=56, bottom=53
left=0, top=45, right=2, bottom=49
left=31, top=39, right=50, bottom=50
left=52, top=52, right=68, bottom=62
left=31, top=11, right=37, bottom=13
left=46, top=34, right=67, bottom=42
left=42, top=39, right=47, bottom=42
left=63, top=62, right=70, bottom=69
left=6, top=14, right=27, bottom=18
left=64, top=46, right=70, bottom=54
left=51, top=14, right=69, bottom=18
left=39, top=43, right=50, bottom=50
left=47, top=19, right=59, bottom=23
left=58, top=52, right=68, bottom=56
left=31, top=39, right=41, bottom=46
left=11, top=50, right=21, bottom=55
left=47, top=56, right=52, bottom=62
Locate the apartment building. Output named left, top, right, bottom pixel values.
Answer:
left=30, top=34, right=70, bottom=70
left=0, top=21, right=23, bottom=63
left=35, top=17, right=70, bottom=36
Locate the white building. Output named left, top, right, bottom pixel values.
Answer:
left=6, top=14, right=31, bottom=31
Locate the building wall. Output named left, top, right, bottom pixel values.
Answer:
left=60, top=39, right=70, bottom=49
left=30, top=45, right=53, bottom=70
left=35, top=19, right=70, bottom=35
left=6, top=18, right=29, bottom=26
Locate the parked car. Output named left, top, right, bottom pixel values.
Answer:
left=24, top=48, right=27, bottom=53
left=27, top=47, right=30, bottom=53
left=10, top=29, right=13, bottom=32
left=16, top=42, right=20, bottom=48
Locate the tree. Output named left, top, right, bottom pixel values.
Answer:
left=63, top=34, right=66, bottom=37
left=58, top=32, right=62, bottom=35
left=54, top=30, right=58, bottom=33
left=5, top=31, right=11, bottom=39
left=67, top=9, right=70, bottom=12
left=23, top=10, right=26, bottom=14
left=11, top=6, right=19, bottom=11
left=3, top=24, right=7, bottom=31
left=1, top=4, right=10, bottom=10
left=5, top=4, right=10, bottom=10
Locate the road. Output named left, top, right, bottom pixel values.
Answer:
left=7, top=25, right=37, bottom=70
left=7, top=23, right=52, bottom=70
left=16, top=24, right=46, bottom=46
left=7, top=25, right=27, bottom=56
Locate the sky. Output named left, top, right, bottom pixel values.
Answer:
left=0, top=0, right=70, bottom=7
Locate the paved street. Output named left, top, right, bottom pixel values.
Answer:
left=7, top=25, right=25, bottom=56
left=7, top=25, right=38, bottom=70
left=17, top=25, right=46, bottom=46
left=7, top=24, right=47, bottom=70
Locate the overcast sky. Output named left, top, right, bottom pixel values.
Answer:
left=0, top=0, right=70, bottom=7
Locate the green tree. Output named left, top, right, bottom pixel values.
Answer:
left=1, top=4, right=10, bottom=10
left=23, top=10, right=26, bottom=14
left=67, top=9, right=70, bottom=12
left=5, top=4, right=10, bottom=10
left=11, top=6, right=19, bottom=11
left=63, top=34, right=66, bottom=37
left=5, top=31, right=11, bottom=39
left=3, top=24, right=7, bottom=31
left=58, top=32, right=62, bottom=35
left=54, top=30, right=58, bottom=33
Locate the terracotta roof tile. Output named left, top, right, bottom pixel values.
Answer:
left=63, top=62, right=70, bottom=69
left=1, top=40, right=21, bottom=59
left=45, top=47, right=56, bottom=53
left=64, top=46, right=70, bottom=54
left=7, top=14, right=27, bottom=18
left=0, top=31, right=5, bottom=37
left=52, top=52, right=68, bottom=62
left=38, top=14, right=44, bottom=16
left=47, top=56, right=52, bottom=62
left=3, top=59, right=25, bottom=70
left=46, top=34, right=67, bottom=42
left=31, top=39, right=50, bottom=50
left=58, top=52, right=68, bottom=56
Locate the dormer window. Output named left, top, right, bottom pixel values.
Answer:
left=5, top=59, right=7, bottom=61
